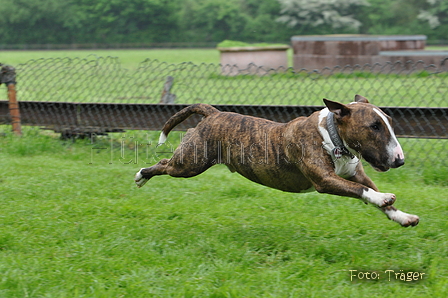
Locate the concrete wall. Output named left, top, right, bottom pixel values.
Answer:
left=219, top=46, right=289, bottom=75
left=291, top=35, right=447, bottom=71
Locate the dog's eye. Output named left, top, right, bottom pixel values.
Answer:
left=370, top=123, right=380, bottom=131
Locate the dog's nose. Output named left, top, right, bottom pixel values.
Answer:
left=393, top=157, right=405, bottom=168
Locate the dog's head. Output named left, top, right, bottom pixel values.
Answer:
left=323, top=95, right=405, bottom=172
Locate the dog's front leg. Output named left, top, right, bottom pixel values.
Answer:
left=380, top=206, right=420, bottom=227
left=348, top=166, right=420, bottom=226
left=346, top=164, right=397, bottom=206
left=348, top=163, right=379, bottom=191
left=312, top=173, right=419, bottom=226
left=309, top=172, right=396, bottom=208
left=306, top=165, right=419, bottom=226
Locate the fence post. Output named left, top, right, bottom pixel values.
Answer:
left=1, top=64, right=21, bottom=136
left=160, top=76, right=176, bottom=103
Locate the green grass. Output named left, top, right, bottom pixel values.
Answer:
left=217, top=40, right=289, bottom=48
left=0, top=49, right=221, bottom=69
left=426, top=45, right=448, bottom=51
left=0, top=128, right=446, bottom=297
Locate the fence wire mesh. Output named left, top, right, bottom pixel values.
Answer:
left=0, top=56, right=447, bottom=167
left=8, top=56, right=448, bottom=107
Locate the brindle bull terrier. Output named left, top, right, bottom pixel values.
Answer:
left=135, top=95, right=419, bottom=227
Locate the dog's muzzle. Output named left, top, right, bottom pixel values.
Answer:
left=391, top=144, right=405, bottom=168
left=392, top=156, right=405, bottom=168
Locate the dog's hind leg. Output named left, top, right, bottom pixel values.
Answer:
left=134, top=159, right=170, bottom=188
left=135, top=156, right=215, bottom=188
left=135, top=131, right=217, bottom=188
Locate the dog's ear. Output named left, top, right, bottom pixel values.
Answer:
left=323, top=98, right=351, bottom=118
left=354, top=94, right=369, bottom=103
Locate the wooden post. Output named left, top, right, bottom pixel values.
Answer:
left=159, top=76, right=176, bottom=104
left=8, top=83, right=21, bottom=136
left=1, top=65, right=21, bottom=136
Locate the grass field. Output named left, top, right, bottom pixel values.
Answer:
left=1, top=46, right=447, bottom=67
left=0, top=49, right=222, bottom=69
left=0, top=128, right=446, bottom=297
left=0, top=48, right=446, bottom=296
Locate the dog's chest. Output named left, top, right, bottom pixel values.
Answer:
left=331, top=155, right=359, bottom=178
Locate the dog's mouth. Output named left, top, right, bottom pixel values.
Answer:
left=371, top=164, right=390, bottom=172
left=363, top=153, right=390, bottom=172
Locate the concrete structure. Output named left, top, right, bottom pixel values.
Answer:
left=218, top=45, right=290, bottom=75
left=291, top=35, right=448, bottom=71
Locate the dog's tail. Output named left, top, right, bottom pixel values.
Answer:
left=158, top=103, right=220, bottom=145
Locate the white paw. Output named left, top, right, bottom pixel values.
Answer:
left=397, top=213, right=420, bottom=227
left=362, top=189, right=396, bottom=207
left=134, top=168, right=149, bottom=188
left=385, top=209, right=420, bottom=227
left=380, top=193, right=396, bottom=207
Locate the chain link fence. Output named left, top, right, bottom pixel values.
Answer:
left=0, top=56, right=447, bottom=167
left=7, top=56, right=448, bottom=107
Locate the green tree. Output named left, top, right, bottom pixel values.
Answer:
left=277, top=0, right=369, bottom=35
left=0, top=0, right=445, bottom=46
left=360, top=0, right=429, bottom=35
left=240, top=0, right=295, bottom=42
left=177, top=0, right=249, bottom=42
left=0, top=0, right=179, bottom=44
left=418, top=0, right=448, bottom=40
left=69, top=0, right=179, bottom=43
left=176, top=0, right=295, bottom=43
left=0, top=0, right=76, bottom=43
